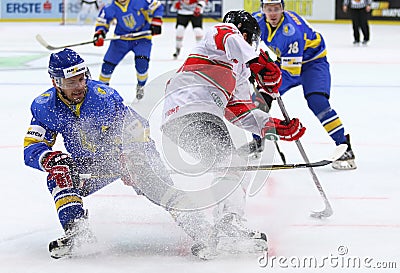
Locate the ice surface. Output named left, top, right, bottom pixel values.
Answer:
left=1, top=21, right=400, bottom=272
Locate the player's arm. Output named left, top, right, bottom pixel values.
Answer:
left=225, top=67, right=304, bottom=142
left=24, top=118, right=57, bottom=171
left=93, top=6, right=111, bottom=46
left=148, top=0, right=164, bottom=35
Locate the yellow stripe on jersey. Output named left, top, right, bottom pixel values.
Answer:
left=281, top=56, right=302, bottom=76
left=55, top=195, right=83, bottom=211
left=304, top=32, right=321, bottom=49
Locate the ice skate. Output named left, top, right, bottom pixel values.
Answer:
left=136, top=84, right=145, bottom=100
left=214, top=213, right=267, bottom=254
left=332, top=134, right=357, bottom=170
left=237, top=137, right=265, bottom=158
left=172, top=48, right=180, bottom=59
left=191, top=241, right=218, bottom=260
left=48, top=211, right=97, bottom=259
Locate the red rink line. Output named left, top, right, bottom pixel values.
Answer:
left=0, top=145, right=21, bottom=149
left=92, top=194, right=140, bottom=198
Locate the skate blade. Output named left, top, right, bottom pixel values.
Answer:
left=50, top=240, right=100, bottom=259
left=332, top=159, right=357, bottom=170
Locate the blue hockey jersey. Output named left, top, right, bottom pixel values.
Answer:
left=23, top=80, right=129, bottom=173
left=95, top=0, right=164, bottom=39
left=257, top=11, right=327, bottom=93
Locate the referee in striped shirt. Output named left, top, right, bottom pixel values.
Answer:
left=343, top=0, right=372, bottom=45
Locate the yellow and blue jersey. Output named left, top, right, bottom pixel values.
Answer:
left=257, top=11, right=328, bottom=93
left=95, top=0, right=164, bottom=39
left=23, top=80, right=128, bottom=172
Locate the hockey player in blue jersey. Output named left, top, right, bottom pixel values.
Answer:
left=23, top=48, right=221, bottom=259
left=93, top=0, right=164, bottom=100
left=245, top=0, right=356, bottom=170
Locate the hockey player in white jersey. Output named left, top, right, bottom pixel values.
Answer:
left=161, top=10, right=306, bottom=253
left=172, top=0, right=208, bottom=59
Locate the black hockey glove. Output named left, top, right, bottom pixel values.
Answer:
left=42, top=151, right=80, bottom=189
left=151, top=17, right=162, bottom=35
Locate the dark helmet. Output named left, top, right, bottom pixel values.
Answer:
left=48, top=48, right=88, bottom=88
left=222, top=10, right=261, bottom=45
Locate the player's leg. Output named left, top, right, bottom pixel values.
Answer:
left=120, top=108, right=218, bottom=259
left=99, top=40, right=129, bottom=85
left=132, top=39, right=152, bottom=100
left=46, top=172, right=115, bottom=258
left=191, top=15, right=204, bottom=43
left=302, top=57, right=356, bottom=170
left=174, top=15, right=190, bottom=59
left=162, top=112, right=267, bottom=253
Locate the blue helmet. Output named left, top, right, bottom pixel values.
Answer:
left=48, top=48, right=87, bottom=86
left=261, top=0, right=285, bottom=9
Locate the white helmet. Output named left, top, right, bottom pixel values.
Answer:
left=262, top=0, right=285, bottom=8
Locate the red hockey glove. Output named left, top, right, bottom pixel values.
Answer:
left=151, top=17, right=163, bottom=35
left=93, top=30, right=106, bottom=47
left=249, top=49, right=282, bottom=97
left=193, top=5, right=202, bottom=17
left=261, top=118, right=306, bottom=141
left=174, top=1, right=181, bottom=10
left=42, top=151, right=80, bottom=188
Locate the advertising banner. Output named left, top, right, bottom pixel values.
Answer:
left=0, top=0, right=222, bottom=21
left=336, top=0, right=400, bottom=21
left=1, top=0, right=63, bottom=20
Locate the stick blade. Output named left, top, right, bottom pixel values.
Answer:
left=328, top=144, right=348, bottom=162
left=35, top=34, right=58, bottom=50
left=310, top=210, right=333, bottom=219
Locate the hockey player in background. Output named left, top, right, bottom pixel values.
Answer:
left=23, top=48, right=221, bottom=259
left=93, top=0, right=164, bottom=100
left=245, top=0, right=356, bottom=170
left=172, top=0, right=208, bottom=59
left=161, top=10, right=305, bottom=251
left=77, top=0, right=103, bottom=24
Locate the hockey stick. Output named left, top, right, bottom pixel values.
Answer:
left=252, top=84, right=286, bottom=164
left=276, top=95, right=334, bottom=219
left=35, top=30, right=152, bottom=50
left=168, top=144, right=345, bottom=174
left=78, top=145, right=346, bottom=179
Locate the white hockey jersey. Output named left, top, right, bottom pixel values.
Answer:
left=174, top=0, right=206, bottom=16
left=162, top=23, right=272, bottom=136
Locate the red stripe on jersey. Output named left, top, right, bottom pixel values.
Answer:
left=224, top=102, right=257, bottom=122
left=181, top=0, right=200, bottom=4
left=214, top=25, right=238, bottom=52
left=180, top=54, right=236, bottom=98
